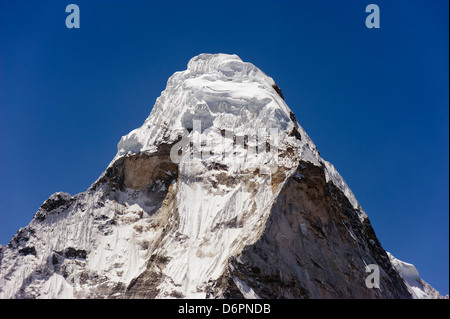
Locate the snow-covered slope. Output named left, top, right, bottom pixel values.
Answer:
left=387, top=253, right=447, bottom=299
left=0, top=53, right=442, bottom=299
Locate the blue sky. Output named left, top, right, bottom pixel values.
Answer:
left=0, top=0, right=448, bottom=294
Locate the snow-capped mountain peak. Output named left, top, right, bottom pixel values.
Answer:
left=116, top=53, right=364, bottom=219
left=0, top=53, right=443, bottom=299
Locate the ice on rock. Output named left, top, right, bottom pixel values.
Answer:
left=388, top=253, right=446, bottom=299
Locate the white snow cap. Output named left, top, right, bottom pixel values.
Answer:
left=117, top=53, right=293, bottom=156
left=116, top=53, right=365, bottom=218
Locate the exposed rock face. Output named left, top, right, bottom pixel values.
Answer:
left=0, top=53, right=444, bottom=299
left=221, top=161, right=411, bottom=299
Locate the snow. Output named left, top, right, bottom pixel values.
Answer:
left=0, top=185, right=164, bottom=298
left=40, top=273, right=74, bottom=299
left=387, top=252, right=445, bottom=299
left=155, top=169, right=280, bottom=298
left=321, top=159, right=366, bottom=220
left=117, top=54, right=294, bottom=159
